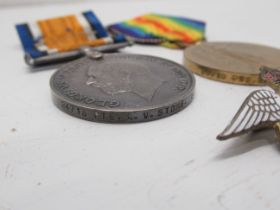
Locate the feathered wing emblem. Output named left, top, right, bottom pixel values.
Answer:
left=217, top=90, right=280, bottom=140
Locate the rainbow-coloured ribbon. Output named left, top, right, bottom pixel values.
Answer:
left=108, top=13, right=206, bottom=48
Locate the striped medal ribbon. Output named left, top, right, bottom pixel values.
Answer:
left=16, top=10, right=125, bottom=59
left=108, top=13, right=206, bottom=49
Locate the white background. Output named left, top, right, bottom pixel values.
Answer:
left=1, top=0, right=280, bottom=210
left=0, top=0, right=93, bottom=7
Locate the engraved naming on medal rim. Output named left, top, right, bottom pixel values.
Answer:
left=50, top=53, right=195, bottom=123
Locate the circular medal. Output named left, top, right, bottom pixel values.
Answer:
left=50, top=53, right=195, bottom=123
left=184, top=42, right=280, bottom=85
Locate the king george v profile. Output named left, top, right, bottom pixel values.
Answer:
left=86, top=62, right=166, bottom=102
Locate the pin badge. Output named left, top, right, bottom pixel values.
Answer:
left=217, top=67, right=280, bottom=140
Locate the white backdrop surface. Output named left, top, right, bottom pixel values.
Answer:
left=0, top=0, right=100, bottom=7
left=0, top=0, right=280, bottom=210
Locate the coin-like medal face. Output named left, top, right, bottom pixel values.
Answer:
left=50, top=53, right=195, bottom=123
left=184, top=42, right=280, bottom=85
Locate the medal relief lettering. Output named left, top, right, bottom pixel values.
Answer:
left=51, top=54, right=194, bottom=123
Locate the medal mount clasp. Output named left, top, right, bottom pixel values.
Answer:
left=80, top=47, right=104, bottom=60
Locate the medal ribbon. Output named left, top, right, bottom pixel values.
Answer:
left=108, top=13, right=206, bottom=48
left=16, top=11, right=123, bottom=58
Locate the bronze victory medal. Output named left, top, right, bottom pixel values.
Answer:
left=184, top=42, right=280, bottom=85
left=50, top=53, right=195, bottom=123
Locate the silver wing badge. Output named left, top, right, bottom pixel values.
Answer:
left=217, top=89, right=280, bottom=140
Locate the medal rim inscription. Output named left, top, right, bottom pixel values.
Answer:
left=50, top=53, right=195, bottom=123
left=184, top=42, right=280, bottom=85
left=184, top=58, right=262, bottom=86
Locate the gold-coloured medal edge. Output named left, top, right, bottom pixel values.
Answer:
left=184, top=57, right=263, bottom=86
